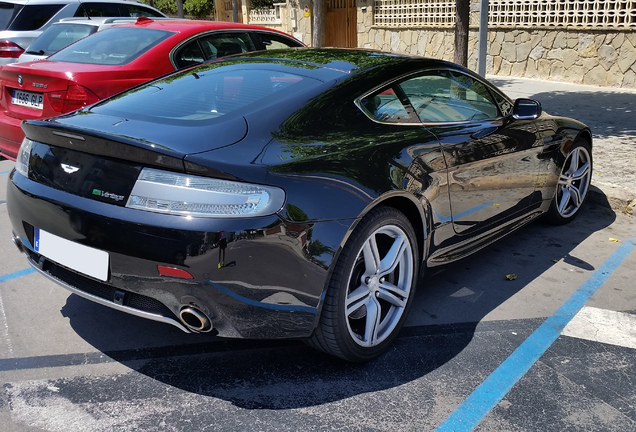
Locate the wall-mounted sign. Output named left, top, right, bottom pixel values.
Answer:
left=304, top=5, right=309, bottom=17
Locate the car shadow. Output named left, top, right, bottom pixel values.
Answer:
left=407, top=195, right=616, bottom=329
left=62, top=194, right=617, bottom=410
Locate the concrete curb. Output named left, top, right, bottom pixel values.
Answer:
left=589, top=181, right=636, bottom=215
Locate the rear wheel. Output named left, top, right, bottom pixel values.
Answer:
left=308, top=207, right=419, bottom=362
left=545, top=139, right=592, bottom=224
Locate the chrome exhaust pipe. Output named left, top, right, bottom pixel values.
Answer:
left=179, top=307, right=212, bottom=332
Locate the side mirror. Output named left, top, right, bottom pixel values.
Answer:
left=512, top=98, right=542, bottom=120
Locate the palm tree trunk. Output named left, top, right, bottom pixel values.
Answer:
left=454, top=0, right=470, bottom=66
left=232, top=0, right=239, bottom=22
left=312, top=0, right=325, bottom=47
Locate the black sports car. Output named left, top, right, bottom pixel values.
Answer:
left=7, top=49, right=592, bottom=362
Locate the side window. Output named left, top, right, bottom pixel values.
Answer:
left=196, top=32, right=255, bottom=60
left=174, top=33, right=256, bottom=68
left=123, top=5, right=164, bottom=17
left=400, top=71, right=500, bottom=122
left=174, top=40, right=205, bottom=69
left=9, top=4, right=65, bottom=30
left=254, top=32, right=303, bottom=50
left=75, top=3, right=121, bottom=17
left=492, top=92, right=513, bottom=117
left=360, top=88, right=417, bottom=124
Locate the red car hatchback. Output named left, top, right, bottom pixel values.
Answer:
left=0, top=18, right=304, bottom=160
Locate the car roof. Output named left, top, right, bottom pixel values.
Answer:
left=110, top=18, right=297, bottom=36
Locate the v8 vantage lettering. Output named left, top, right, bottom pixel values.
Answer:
left=92, top=189, right=125, bottom=202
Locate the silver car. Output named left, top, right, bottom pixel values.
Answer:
left=0, top=0, right=165, bottom=65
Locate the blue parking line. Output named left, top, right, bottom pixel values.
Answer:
left=436, top=235, right=636, bottom=432
left=0, top=268, right=36, bottom=284
left=0, top=170, right=13, bottom=175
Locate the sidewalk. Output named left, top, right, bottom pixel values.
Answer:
left=489, top=75, right=636, bottom=214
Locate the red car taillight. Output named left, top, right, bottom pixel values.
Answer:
left=0, top=41, right=24, bottom=59
left=50, top=85, right=100, bottom=113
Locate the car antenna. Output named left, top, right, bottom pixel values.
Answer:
left=136, top=17, right=153, bottom=25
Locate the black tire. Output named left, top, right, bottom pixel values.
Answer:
left=545, top=138, right=592, bottom=225
left=307, top=207, right=419, bottom=362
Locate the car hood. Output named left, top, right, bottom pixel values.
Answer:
left=23, top=112, right=249, bottom=163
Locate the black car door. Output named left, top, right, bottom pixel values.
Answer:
left=398, top=69, right=543, bottom=236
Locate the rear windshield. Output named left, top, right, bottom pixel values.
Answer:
left=48, top=27, right=173, bottom=65
left=93, top=64, right=323, bottom=125
left=26, top=23, right=97, bottom=56
left=1, top=3, right=65, bottom=31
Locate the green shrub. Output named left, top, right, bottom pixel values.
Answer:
left=147, top=0, right=214, bottom=18
left=184, top=0, right=213, bottom=18
left=250, top=0, right=274, bottom=10
left=151, top=0, right=177, bottom=15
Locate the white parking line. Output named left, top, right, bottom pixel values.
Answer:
left=0, top=292, right=14, bottom=357
left=562, top=306, right=636, bottom=350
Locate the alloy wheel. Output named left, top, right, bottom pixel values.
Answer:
left=556, top=145, right=592, bottom=218
left=345, top=224, right=414, bottom=347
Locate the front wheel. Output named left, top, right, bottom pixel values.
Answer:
left=307, top=207, right=419, bottom=362
left=545, top=139, right=592, bottom=225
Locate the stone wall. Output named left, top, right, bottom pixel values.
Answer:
left=359, top=9, right=456, bottom=58
left=483, top=30, right=636, bottom=88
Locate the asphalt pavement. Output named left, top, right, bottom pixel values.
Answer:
left=489, top=75, right=636, bottom=214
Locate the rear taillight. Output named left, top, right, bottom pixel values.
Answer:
left=0, top=41, right=24, bottom=59
left=50, top=85, right=100, bottom=113
left=15, top=137, right=32, bottom=177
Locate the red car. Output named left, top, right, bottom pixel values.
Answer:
left=0, top=18, right=304, bottom=160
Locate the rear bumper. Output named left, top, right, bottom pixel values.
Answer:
left=8, top=170, right=349, bottom=339
left=16, top=242, right=190, bottom=333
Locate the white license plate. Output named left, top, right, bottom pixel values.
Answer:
left=12, top=89, right=43, bottom=110
left=34, top=228, right=109, bottom=281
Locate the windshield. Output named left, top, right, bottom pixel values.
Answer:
left=26, top=23, right=97, bottom=55
left=93, top=63, right=324, bottom=125
left=48, top=27, right=173, bottom=65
